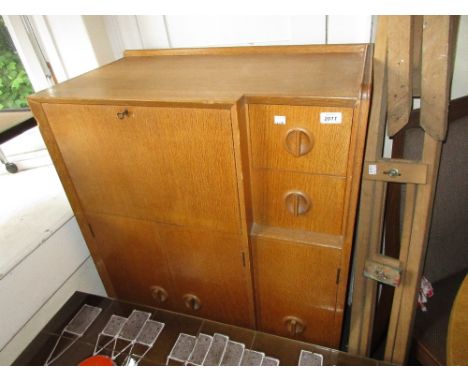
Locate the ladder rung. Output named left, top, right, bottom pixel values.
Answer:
left=363, top=159, right=428, bottom=184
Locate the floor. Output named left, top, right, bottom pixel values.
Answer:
left=0, top=127, right=72, bottom=277
left=0, top=127, right=106, bottom=365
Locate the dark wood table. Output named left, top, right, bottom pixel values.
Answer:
left=0, top=109, right=36, bottom=173
left=13, top=292, right=391, bottom=366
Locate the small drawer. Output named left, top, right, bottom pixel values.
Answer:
left=252, top=237, right=342, bottom=347
left=249, top=104, right=353, bottom=176
left=252, top=169, right=346, bottom=235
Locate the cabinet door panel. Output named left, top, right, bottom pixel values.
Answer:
left=253, top=169, right=346, bottom=235
left=157, top=225, right=253, bottom=328
left=86, top=213, right=176, bottom=309
left=253, top=237, right=341, bottom=347
left=44, top=104, right=241, bottom=234
left=249, top=104, right=353, bottom=176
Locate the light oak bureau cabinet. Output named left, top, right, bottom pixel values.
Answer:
left=29, top=44, right=372, bottom=348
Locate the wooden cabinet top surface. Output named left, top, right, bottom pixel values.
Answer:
left=30, top=44, right=372, bottom=107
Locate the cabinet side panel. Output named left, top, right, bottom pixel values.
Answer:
left=29, top=100, right=116, bottom=296
left=230, top=102, right=256, bottom=327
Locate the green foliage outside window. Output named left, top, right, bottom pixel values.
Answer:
left=0, top=17, right=33, bottom=110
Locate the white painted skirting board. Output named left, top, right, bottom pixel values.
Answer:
left=0, top=218, right=106, bottom=364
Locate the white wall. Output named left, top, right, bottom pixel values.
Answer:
left=452, top=16, right=468, bottom=99
left=104, top=15, right=374, bottom=58
left=0, top=256, right=104, bottom=365
left=17, top=15, right=466, bottom=98
left=163, top=15, right=327, bottom=47
left=0, top=218, right=106, bottom=365
left=101, top=15, right=467, bottom=100
left=27, top=15, right=114, bottom=83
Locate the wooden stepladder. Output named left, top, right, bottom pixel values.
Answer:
left=348, top=16, right=459, bottom=365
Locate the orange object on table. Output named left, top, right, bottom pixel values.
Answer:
left=447, top=274, right=468, bottom=365
left=78, top=355, right=115, bottom=366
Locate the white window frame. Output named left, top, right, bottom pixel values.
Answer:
left=2, top=16, right=54, bottom=92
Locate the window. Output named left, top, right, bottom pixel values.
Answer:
left=0, top=17, right=33, bottom=110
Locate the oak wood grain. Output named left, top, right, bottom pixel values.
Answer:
left=124, top=44, right=367, bottom=57
left=251, top=223, right=343, bottom=250
left=230, top=102, right=257, bottom=326
left=30, top=48, right=367, bottom=105
left=85, top=213, right=176, bottom=309
left=252, top=169, right=347, bottom=236
left=252, top=237, right=341, bottom=348
left=249, top=104, right=353, bottom=176
left=28, top=100, right=117, bottom=297
left=156, top=224, right=254, bottom=328
left=87, top=213, right=254, bottom=328
left=43, top=103, right=241, bottom=234
left=29, top=43, right=373, bottom=347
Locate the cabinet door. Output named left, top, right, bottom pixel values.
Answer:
left=253, top=237, right=341, bottom=347
left=157, top=224, right=254, bottom=328
left=86, top=213, right=176, bottom=310
left=43, top=104, right=241, bottom=234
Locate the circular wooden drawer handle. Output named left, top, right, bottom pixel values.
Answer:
left=150, top=285, right=168, bottom=303
left=283, top=316, right=306, bottom=336
left=284, top=190, right=311, bottom=216
left=183, top=293, right=202, bottom=311
left=284, top=128, right=313, bottom=157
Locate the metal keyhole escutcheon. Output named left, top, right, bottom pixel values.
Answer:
left=117, top=109, right=129, bottom=119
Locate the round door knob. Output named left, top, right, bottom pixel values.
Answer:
left=284, top=128, right=313, bottom=157
left=283, top=316, right=306, bottom=336
left=150, top=285, right=168, bottom=303
left=284, top=191, right=311, bottom=216
left=183, top=293, right=201, bottom=311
